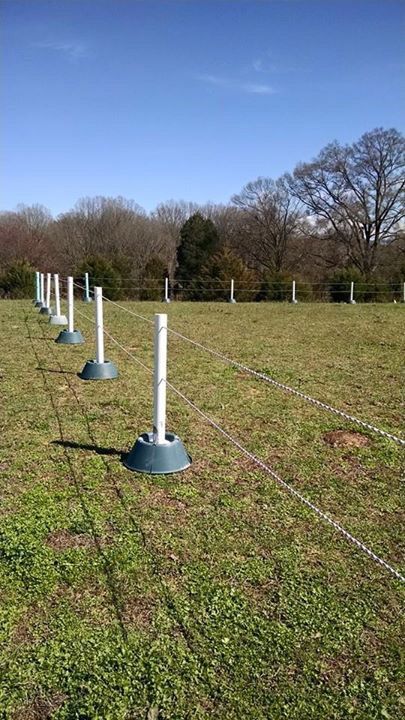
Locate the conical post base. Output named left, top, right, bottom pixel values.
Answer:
left=124, top=431, right=191, bottom=475
left=49, top=314, right=68, bottom=326
left=162, top=298, right=171, bottom=303
left=79, top=359, right=118, bottom=380
left=55, top=329, right=84, bottom=345
left=291, top=299, right=298, bottom=304
left=349, top=300, right=356, bottom=305
left=34, top=300, right=43, bottom=308
left=83, top=296, right=93, bottom=303
left=39, top=306, right=54, bottom=316
left=228, top=298, right=236, bottom=304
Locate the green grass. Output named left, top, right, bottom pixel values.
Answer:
left=0, top=300, right=404, bottom=719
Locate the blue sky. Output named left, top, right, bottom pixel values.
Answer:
left=2, top=0, right=404, bottom=216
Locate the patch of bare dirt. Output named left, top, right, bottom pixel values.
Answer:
left=144, top=488, right=187, bottom=511
left=11, top=692, right=67, bottom=720
left=121, top=594, right=155, bottom=629
left=323, top=430, right=370, bottom=448
left=45, top=529, right=94, bottom=550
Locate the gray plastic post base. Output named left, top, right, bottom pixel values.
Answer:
left=83, top=296, right=93, bottom=303
left=49, top=314, right=68, bottom=326
left=79, top=359, right=118, bottom=380
left=162, top=298, right=171, bottom=303
left=39, top=306, right=54, bottom=316
left=124, top=431, right=191, bottom=475
left=228, top=298, right=236, bottom=304
left=291, top=299, right=298, bottom=304
left=349, top=300, right=357, bottom=305
left=34, top=300, right=43, bottom=308
left=55, top=329, right=84, bottom=345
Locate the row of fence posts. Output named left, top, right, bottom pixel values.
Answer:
left=33, top=271, right=191, bottom=475
left=32, top=271, right=405, bottom=305
left=30, top=268, right=405, bottom=474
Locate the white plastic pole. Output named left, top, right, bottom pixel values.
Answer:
left=403, top=282, right=405, bottom=303
left=67, top=276, right=74, bottom=332
left=46, top=272, right=51, bottom=309
left=350, top=281, right=354, bottom=303
left=54, top=274, right=61, bottom=316
left=35, top=271, right=40, bottom=302
left=164, top=277, right=169, bottom=302
left=94, top=286, right=104, bottom=364
left=230, top=278, right=234, bottom=302
left=153, top=313, right=167, bottom=445
left=40, top=273, right=45, bottom=304
left=85, top=272, right=90, bottom=301
left=292, top=280, right=296, bottom=303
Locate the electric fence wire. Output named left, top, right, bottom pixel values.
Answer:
left=71, top=302, right=405, bottom=583
left=71, top=284, right=405, bottom=448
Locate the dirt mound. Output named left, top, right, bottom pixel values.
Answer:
left=323, top=430, right=370, bottom=448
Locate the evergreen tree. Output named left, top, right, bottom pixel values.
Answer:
left=175, top=213, right=220, bottom=285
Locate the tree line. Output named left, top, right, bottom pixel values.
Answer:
left=1, top=127, right=404, bottom=301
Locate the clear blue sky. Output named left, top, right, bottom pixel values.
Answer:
left=2, top=0, right=404, bottom=216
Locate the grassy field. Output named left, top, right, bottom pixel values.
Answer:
left=0, top=300, right=404, bottom=719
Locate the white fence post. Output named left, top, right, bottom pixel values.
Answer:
left=34, top=271, right=41, bottom=305
left=153, top=313, right=168, bottom=444
left=55, top=276, right=84, bottom=344
left=350, top=281, right=356, bottom=304
left=95, top=286, right=104, bottom=364
left=124, top=311, right=191, bottom=473
left=292, top=280, right=298, bottom=304
left=403, top=282, right=405, bottom=304
left=46, top=272, right=51, bottom=308
left=40, top=272, right=53, bottom=315
left=84, top=272, right=92, bottom=302
left=163, top=276, right=170, bottom=303
left=50, top=274, right=67, bottom=325
left=68, top=276, right=74, bottom=333
left=229, top=278, right=236, bottom=303
left=79, top=286, right=117, bottom=379
left=40, top=273, right=45, bottom=304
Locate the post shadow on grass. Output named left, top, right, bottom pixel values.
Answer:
left=51, top=439, right=128, bottom=462
left=26, top=336, right=54, bottom=341
left=25, top=318, right=130, bottom=640
left=37, top=366, right=77, bottom=376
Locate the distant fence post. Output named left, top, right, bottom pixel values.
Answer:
left=124, top=312, right=191, bottom=474
left=50, top=274, right=68, bottom=325
left=403, top=282, right=405, bottom=304
left=39, top=272, right=53, bottom=316
left=349, top=281, right=356, bottom=304
left=291, top=280, right=298, bottom=304
left=163, top=277, right=171, bottom=303
left=83, top=272, right=92, bottom=303
left=34, top=271, right=42, bottom=307
left=79, top=286, right=118, bottom=380
left=229, top=278, right=236, bottom=304
left=55, top=276, right=84, bottom=344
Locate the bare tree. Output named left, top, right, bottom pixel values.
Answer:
left=231, top=176, right=303, bottom=272
left=55, top=196, right=160, bottom=276
left=288, top=128, right=405, bottom=277
left=151, top=200, right=198, bottom=277
left=0, top=204, right=53, bottom=269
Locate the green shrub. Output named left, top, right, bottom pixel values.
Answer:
left=257, top=271, right=312, bottom=302
left=328, top=269, right=392, bottom=303
left=0, top=260, right=36, bottom=298
left=76, top=256, right=123, bottom=300
left=139, top=256, right=167, bottom=301
left=190, top=247, right=258, bottom=302
left=328, top=268, right=363, bottom=303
